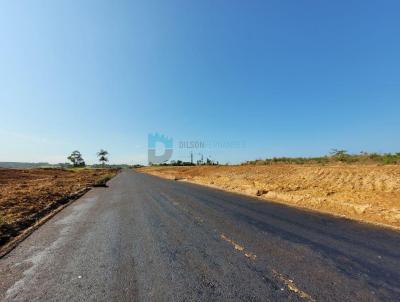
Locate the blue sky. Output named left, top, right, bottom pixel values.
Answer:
left=1, top=1, right=399, bottom=164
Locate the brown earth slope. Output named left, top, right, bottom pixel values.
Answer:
left=139, top=165, right=400, bottom=229
left=0, top=168, right=118, bottom=248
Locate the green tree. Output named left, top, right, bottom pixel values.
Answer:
left=67, top=150, right=85, bottom=167
left=329, top=149, right=349, bottom=162
left=97, top=149, right=109, bottom=167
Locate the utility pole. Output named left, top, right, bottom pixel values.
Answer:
left=190, top=151, right=193, bottom=164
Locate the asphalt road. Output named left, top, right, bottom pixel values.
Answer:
left=1, top=169, right=400, bottom=301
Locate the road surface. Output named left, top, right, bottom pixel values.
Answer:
left=1, top=169, right=400, bottom=301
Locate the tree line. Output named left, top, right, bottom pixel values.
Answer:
left=243, top=149, right=400, bottom=165
left=67, top=149, right=109, bottom=167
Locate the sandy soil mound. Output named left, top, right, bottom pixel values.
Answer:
left=139, top=165, right=400, bottom=229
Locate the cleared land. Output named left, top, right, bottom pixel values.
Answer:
left=139, top=165, right=400, bottom=229
left=3, top=170, right=400, bottom=301
left=0, top=168, right=118, bottom=249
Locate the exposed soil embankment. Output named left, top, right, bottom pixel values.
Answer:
left=0, top=168, right=118, bottom=250
left=138, top=165, right=400, bottom=229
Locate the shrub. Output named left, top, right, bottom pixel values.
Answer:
left=93, top=174, right=114, bottom=187
left=0, top=215, right=5, bottom=226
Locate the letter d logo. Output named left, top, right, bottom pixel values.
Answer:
left=148, top=133, right=173, bottom=164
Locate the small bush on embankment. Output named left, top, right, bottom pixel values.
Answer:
left=93, top=174, right=114, bottom=187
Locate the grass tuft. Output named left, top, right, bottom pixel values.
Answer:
left=0, top=214, right=6, bottom=226
left=93, top=174, right=114, bottom=187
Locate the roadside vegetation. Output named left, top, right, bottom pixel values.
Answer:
left=148, top=150, right=400, bottom=167
left=243, top=150, right=400, bottom=165
left=93, top=174, right=115, bottom=187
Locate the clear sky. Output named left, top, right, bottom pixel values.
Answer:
left=1, top=1, right=399, bottom=164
